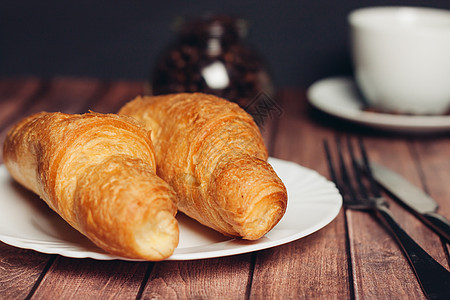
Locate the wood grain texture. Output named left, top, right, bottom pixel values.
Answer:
left=0, top=79, right=56, bottom=298
left=138, top=91, right=277, bottom=299
left=413, top=137, right=450, bottom=219
left=341, top=140, right=414, bottom=299
left=413, top=137, right=450, bottom=265
left=0, top=79, right=449, bottom=299
left=250, top=213, right=349, bottom=299
left=16, top=77, right=100, bottom=115
left=0, top=79, right=25, bottom=98
left=141, top=255, right=252, bottom=299
left=363, top=138, right=448, bottom=267
left=249, top=89, right=350, bottom=299
left=0, top=78, right=42, bottom=127
left=304, top=95, right=449, bottom=299
left=0, top=78, right=99, bottom=163
left=31, top=257, right=148, bottom=300
left=344, top=138, right=445, bottom=299
left=0, top=79, right=147, bottom=299
left=0, top=243, right=53, bottom=299
left=88, top=80, right=144, bottom=114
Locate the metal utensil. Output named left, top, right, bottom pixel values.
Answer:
left=323, top=136, right=450, bottom=300
left=367, top=161, right=450, bottom=244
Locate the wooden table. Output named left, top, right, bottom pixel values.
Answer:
left=0, top=77, right=449, bottom=299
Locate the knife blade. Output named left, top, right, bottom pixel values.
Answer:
left=367, top=162, right=450, bottom=244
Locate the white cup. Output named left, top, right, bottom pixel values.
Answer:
left=349, top=6, right=450, bottom=114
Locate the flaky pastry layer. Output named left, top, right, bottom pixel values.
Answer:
left=119, top=93, right=287, bottom=240
left=3, top=112, right=179, bottom=260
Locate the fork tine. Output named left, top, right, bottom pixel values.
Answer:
left=325, top=141, right=450, bottom=298
left=336, top=136, right=357, bottom=201
left=346, top=136, right=368, bottom=199
left=357, top=138, right=382, bottom=198
left=323, top=140, right=338, bottom=185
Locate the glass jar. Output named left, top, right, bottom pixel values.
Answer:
left=151, top=15, right=274, bottom=108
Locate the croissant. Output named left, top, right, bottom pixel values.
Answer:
left=3, top=112, right=178, bottom=260
left=119, top=93, right=287, bottom=240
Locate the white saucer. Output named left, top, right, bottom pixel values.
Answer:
left=307, top=77, right=450, bottom=133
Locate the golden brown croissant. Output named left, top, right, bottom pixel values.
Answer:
left=119, top=93, right=287, bottom=240
left=3, top=112, right=178, bottom=260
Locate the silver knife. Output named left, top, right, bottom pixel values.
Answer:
left=368, top=162, right=450, bottom=244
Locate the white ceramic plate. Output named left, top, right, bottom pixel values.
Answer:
left=307, top=77, right=450, bottom=133
left=0, top=157, right=342, bottom=261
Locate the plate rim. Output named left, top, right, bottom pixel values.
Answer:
left=0, top=158, right=342, bottom=261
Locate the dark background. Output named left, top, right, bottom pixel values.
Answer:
left=1, top=0, right=450, bottom=88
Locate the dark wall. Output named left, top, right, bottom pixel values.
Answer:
left=1, top=0, right=449, bottom=88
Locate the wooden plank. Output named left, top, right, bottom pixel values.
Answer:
left=0, top=78, right=107, bottom=298
left=0, top=78, right=43, bottom=130
left=363, top=138, right=448, bottom=265
left=0, top=79, right=55, bottom=298
left=139, top=90, right=277, bottom=299
left=31, top=258, right=149, bottom=300
left=0, top=244, right=54, bottom=299
left=346, top=211, right=426, bottom=299
left=251, top=213, right=348, bottom=299
left=413, top=137, right=450, bottom=259
left=141, top=255, right=252, bottom=299
left=23, top=77, right=101, bottom=114
left=2, top=80, right=446, bottom=299
left=0, top=78, right=33, bottom=100
left=25, top=80, right=150, bottom=298
left=413, top=137, right=450, bottom=220
left=0, top=78, right=102, bottom=163
left=301, top=95, right=448, bottom=298
left=341, top=137, right=446, bottom=299
left=249, top=89, right=350, bottom=299
left=88, top=80, right=144, bottom=114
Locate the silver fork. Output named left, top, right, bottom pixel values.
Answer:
left=323, top=136, right=450, bottom=300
